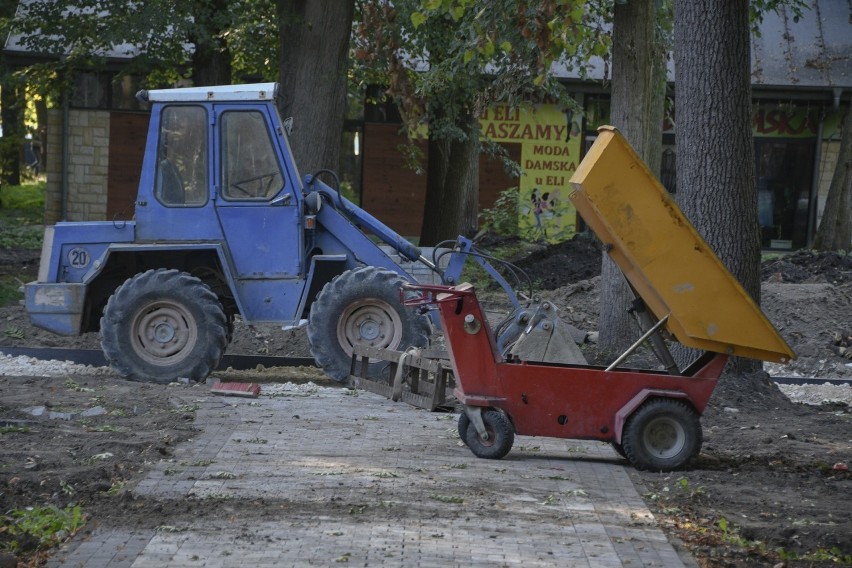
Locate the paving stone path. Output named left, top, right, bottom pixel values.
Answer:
left=48, top=384, right=693, bottom=567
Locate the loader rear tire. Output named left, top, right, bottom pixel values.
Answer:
left=100, top=269, right=228, bottom=384
left=307, top=267, right=430, bottom=381
left=621, top=398, right=702, bottom=472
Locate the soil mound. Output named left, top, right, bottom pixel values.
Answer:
left=511, top=234, right=602, bottom=289
left=761, top=249, right=852, bottom=284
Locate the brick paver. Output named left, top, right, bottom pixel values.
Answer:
left=49, top=384, right=694, bottom=567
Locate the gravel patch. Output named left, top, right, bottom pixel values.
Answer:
left=3, top=353, right=849, bottom=407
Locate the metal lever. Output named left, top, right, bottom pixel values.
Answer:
left=605, top=314, right=671, bottom=372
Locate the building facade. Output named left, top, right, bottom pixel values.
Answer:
left=4, top=1, right=850, bottom=249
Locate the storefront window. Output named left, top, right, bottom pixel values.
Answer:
left=755, top=140, right=814, bottom=250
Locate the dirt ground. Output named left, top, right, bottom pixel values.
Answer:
left=1, top=239, right=851, bottom=567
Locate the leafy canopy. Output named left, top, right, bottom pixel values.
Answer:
left=7, top=0, right=278, bottom=92
left=354, top=0, right=611, bottom=139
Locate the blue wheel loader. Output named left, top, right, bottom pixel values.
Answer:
left=24, top=83, right=542, bottom=385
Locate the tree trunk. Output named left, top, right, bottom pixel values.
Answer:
left=419, top=113, right=479, bottom=246
left=277, top=0, right=355, bottom=177
left=0, top=0, right=24, bottom=189
left=674, top=0, right=761, bottom=373
left=812, top=108, right=852, bottom=251
left=421, top=134, right=451, bottom=244
left=0, top=73, right=24, bottom=188
left=35, top=95, right=48, bottom=170
left=599, top=0, right=666, bottom=355
left=191, top=0, right=232, bottom=87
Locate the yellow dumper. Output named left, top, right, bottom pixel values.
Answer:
left=356, top=125, right=795, bottom=472
left=570, top=126, right=795, bottom=364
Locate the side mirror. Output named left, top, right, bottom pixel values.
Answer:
left=283, top=117, right=294, bottom=136
left=303, top=191, right=322, bottom=215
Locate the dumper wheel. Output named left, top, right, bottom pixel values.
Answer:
left=622, top=398, right=702, bottom=472
left=464, top=410, right=515, bottom=460
left=100, top=269, right=228, bottom=384
left=308, top=267, right=430, bottom=381
left=457, top=413, right=470, bottom=445
left=610, top=442, right=627, bottom=459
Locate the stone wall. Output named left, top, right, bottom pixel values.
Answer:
left=44, top=109, right=111, bottom=224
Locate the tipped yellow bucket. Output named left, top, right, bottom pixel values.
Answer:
left=569, top=126, right=795, bottom=363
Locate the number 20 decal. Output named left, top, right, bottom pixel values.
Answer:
left=68, top=247, right=90, bottom=269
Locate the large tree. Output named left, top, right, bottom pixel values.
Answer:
left=598, top=0, right=668, bottom=355
left=812, top=107, right=852, bottom=251
left=356, top=0, right=608, bottom=245
left=276, top=0, right=355, bottom=177
left=673, top=0, right=761, bottom=372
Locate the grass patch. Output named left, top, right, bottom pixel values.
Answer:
left=0, top=181, right=44, bottom=307
left=0, top=180, right=44, bottom=249
left=0, top=224, right=42, bottom=249
left=0, top=180, right=45, bottom=211
left=2, top=504, right=85, bottom=554
left=0, top=276, right=25, bottom=307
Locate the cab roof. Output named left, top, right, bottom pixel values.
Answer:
left=136, top=83, right=279, bottom=104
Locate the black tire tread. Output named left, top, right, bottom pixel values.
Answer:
left=464, top=409, right=515, bottom=460
left=100, top=268, right=227, bottom=383
left=457, top=412, right=470, bottom=445
left=307, top=266, right=430, bottom=381
left=621, top=398, right=702, bottom=472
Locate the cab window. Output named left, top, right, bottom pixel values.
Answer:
left=155, top=106, right=208, bottom=206
left=221, top=111, right=285, bottom=200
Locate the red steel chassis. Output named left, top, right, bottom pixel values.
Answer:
left=403, top=283, right=728, bottom=465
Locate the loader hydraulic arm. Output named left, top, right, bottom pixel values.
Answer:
left=304, top=174, right=523, bottom=313
left=305, top=174, right=435, bottom=269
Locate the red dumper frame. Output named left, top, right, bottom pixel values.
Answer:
left=401, top=127, right=795, bottom=472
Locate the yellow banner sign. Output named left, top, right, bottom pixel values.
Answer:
left=480, top=99, right=582, bottom=242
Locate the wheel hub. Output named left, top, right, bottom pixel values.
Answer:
left=644, top=417, right=686, bottom=459
left=131, top=302, right=196, bottom=364
left=358, top=318, right=381, bottom=341
left=153, top=321, right=176, bottom=343
left=338, top=299, right=403, bottom=357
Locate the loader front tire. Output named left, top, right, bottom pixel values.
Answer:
left=621, top=398, right=702, bottom=472
left=100, top=269, right=228, bottom=384
left=307, top=267, right=430, bottom=381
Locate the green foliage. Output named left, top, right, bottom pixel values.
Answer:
left=0, top=181, right=44, bottom=250
left=355, top=0, right=606, bottom=138
left=749, top=0, right=809, bottom=35
left=0, top=225, right=42, bottom=249
left=718, top=516, right=852, bottom=565
left=0, top=279, right=23, bottom=308
left=479, top=187, right=520, bottom=236
left=10, top=1, right=188, bottom=88
left=8, top=0, right=279, bottom=94
left=777, top=546, right=852, bottom=565
left=225, top=0, right=279, bottom=81
left=0, top=180, right=45, bottom=215
left=0, top=181, right=44, bottom=306
left=3, top=326, right=25, bottom=339
left=3, top=504, right=85, bottom=553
